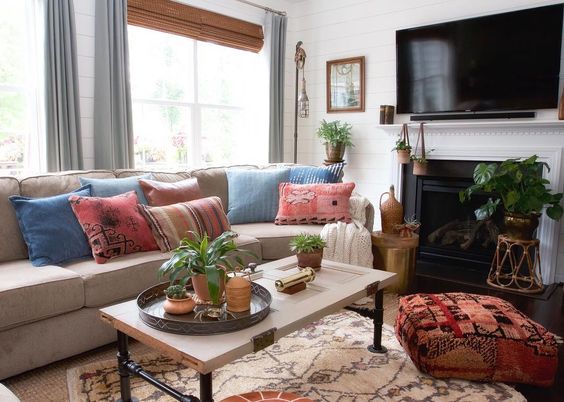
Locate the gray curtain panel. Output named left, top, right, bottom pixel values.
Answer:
left=44, top=0, right=83, bottom=171
left=94, top=0, right=134, bottom=169
left=266, top=12, right=287, bottom=163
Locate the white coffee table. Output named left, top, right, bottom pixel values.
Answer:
left=100, top=256, right=396, bottom=402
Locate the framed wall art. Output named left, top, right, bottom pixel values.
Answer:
left=326, top=56, right=365, bottom=113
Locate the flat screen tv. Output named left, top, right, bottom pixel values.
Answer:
left=396, top=4, right=564, bottom=115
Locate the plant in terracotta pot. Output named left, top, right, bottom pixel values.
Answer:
left=459, top=155, right=563, bottom=240
left=392, top=123, right=411, bottom=164
left=410, top=149, right=434, bottom=175
left=162, top=284, right=195, bottom=315
left=289, top=233, right=326, bottom=271
left=158, top=231, right=255, bottom=305
left=316, top=119, right=354, bottom=163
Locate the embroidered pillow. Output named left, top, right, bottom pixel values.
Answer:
left=275, top=182, right=355, bottom=225
left=139, top=196, right=230, bottom=252
left=79, top=174, right=151, bottom=205
left=139, top=177, right=202, bottom=206
left=9, top=185, right=92, bottom=266
left=226, top=168, right=290, bottom=224
left=68, top=191, right=158, bottom=263
left=289, top=163, right=345, bottom=184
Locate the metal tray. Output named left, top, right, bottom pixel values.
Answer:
left=137, top=282, right=272, bottom=335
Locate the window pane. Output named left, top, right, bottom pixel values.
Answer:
left=0, top=91, right=26, bottom=132
left=200, top=108, right=245, bottom=166
left=0, top=132, right=24, bottom=174
left=0, top=0, right=27, bottom=85
left=128, top=26, right=194, bottom=102
left=133, top=103, right=191, bottom=169
left=197, top=42, right=256, bottom=106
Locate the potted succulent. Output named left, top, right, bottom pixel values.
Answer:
left=459, top=155, right=563, bottom=240
left=392, top=123, right=411, bottom=164
left=289, top=233, right=327, bottom=271
left=158, top=231, right=255, bottom=306
left=316, top=119, right=354, bottom=163
left=162, top=284, right=195, bottom=315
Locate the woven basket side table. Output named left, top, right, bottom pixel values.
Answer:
left=487, top=234, right=543, bottom=294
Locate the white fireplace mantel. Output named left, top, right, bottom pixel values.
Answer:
left=380, top=120, right=564, bottom=284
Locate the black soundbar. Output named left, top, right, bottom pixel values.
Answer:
left=410, top=111, right=536, bottom=121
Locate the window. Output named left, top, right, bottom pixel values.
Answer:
left=128, top=25, right=268, bottom=169
left=0, top=0, right=45, bottom=175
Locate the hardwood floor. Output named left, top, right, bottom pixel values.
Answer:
left=415, top=272, right=564, bottom=402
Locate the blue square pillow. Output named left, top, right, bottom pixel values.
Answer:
left=9, top=185, right=92, bottom=266
left=289, top=163, right=345, bottom=184
left=226, top=168, right=290, bottom=224
left=79, top=174, right=151, bottom=204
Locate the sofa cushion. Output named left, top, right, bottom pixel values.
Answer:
left=226, top=168, right=290, bottom=224
left=0, top=260, right=84, bottom=331
left=0, top=176, right=27, bottom=262
left=19, top=170, right=115, bottom=197
left=62, top=250, right=170, bottom=307
left=190, top=167, right=230, bottom=212
left=139, top=196, right=230, bottom=251
left=233, top=234, right=262, bottom=265
left=9, top=185, right=92, bottom=266
left=139, top=177, right=202, bottom=206
left=275, top=182, right=355, bottom=225
left=114, top=170, right=190, bottom=183
left=231, top=223, right=322, bottom=260
left=289, top=163, right=344, bottom=184
left=79, top=174, right=151, bottom=204
left=69, top=191, right=159, bottom=263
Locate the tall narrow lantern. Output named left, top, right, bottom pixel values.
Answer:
left=294, top=42, right=308, bottom=163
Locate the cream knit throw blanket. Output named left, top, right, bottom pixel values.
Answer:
left=320, top=193, right=373, bottom=268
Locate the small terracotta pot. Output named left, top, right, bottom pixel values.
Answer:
left=225, top=275, right=252, bottom=313
left=504, top=212, right=540, bottom=240
left=163, top=296, right=195, bottom=315
left=191, top=273, right=225, bottom=304
left=397, top=149, right=411, bottom=164
left=412, top=160, right=428, bottom=175
left=296, top=249, right=323, bottom=271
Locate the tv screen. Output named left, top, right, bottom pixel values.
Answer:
left=396, top=4, right=563, bottom=114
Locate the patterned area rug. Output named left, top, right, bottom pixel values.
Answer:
left=67, top=311, right=525, bottom=402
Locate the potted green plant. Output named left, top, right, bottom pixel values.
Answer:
left=392, top=123, right=411, bottom=164
left=289, top=233, right=327, bottom=271
left=158, top=231, right=255, bottom=305
left=316, top=119, right=354, bottom=163
left=410, top=149, right=434, bottom=175
left=459, top=155, right=563, bottom=240
left=162, top=284, right=195, bottom=315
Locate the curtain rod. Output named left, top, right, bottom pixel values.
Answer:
left=235, top=0, right=287, bottom=16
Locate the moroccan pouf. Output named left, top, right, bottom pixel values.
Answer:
left=395, top=292, right=559, bottom=386
left=221, top=391, right=313, bottom=402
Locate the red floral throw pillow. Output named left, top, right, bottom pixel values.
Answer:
left=275, top=182, right=355, bottom=225
left=69, top=191, right=158, bottom=263
left=395, top=293, right=559, bottom=386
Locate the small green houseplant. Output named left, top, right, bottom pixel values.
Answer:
left=162, top=284, right=195, bottom=315
left=163, top=284, right=189, bottom=299
left=289, top=233, right=327, bottom=271
left=459, top=155, right=563, bottom=239
left=158, top=231, right=255, bottom=305
left=392, top=124, right=411, bottom=164
left=316, top=119, right=354, bottom=163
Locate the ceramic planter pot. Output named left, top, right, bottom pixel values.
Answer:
left=397, top=149, right=411, bottom=164
left=504, top=212, right=540, bottom=240
left=225, top=275, right=252, bottom=312
left=191, top=273, right=225, bottom=304
left=325, top=143, right=346, bottom=163
left=412, top=160, right=428, bottom=175
left=163, top=295, right=196, bottom=315
left=296, top=249, right=323, bottom=271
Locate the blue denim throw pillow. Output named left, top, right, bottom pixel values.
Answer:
left=79, top=174, right=151, bottom=204
left=226, top=168, right=290, bottom=224
left=289, top=163, right=345, bottom=184
left=9, top=185, right=92, bottom=266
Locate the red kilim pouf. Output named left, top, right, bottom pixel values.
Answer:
left=395, top=292, right=559, bottom=386
left=220, top=391, right=313, bottom=402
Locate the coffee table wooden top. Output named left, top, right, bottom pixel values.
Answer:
left=100, top=256, right=396, bottom=374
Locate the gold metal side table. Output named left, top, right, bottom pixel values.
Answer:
left=487, top=234, right=543, bottom=294
left=371, top=231, right=419, bottom=295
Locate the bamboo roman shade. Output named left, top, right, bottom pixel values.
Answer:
left=127, top=0, right=264, bottom=53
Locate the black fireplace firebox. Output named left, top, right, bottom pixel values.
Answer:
left=402, top=160, right=503, bottom=276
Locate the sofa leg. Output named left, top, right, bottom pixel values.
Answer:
left=368, top=289, right=387, bottom=354
left=117, top=330, right=139, bottom=402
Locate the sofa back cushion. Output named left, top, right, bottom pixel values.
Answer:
left=19, top=170, right=115, bottom=197
left=114, top=169, right=190, bottom=183
left=190, top=167, right=230, bottom=212
left=79, top=174, right=151, bottom=204
left=139, top=177, right=202, bottom=206
left=0, top=177, right=27, bottom=262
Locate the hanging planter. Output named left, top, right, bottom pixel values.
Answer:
left=392, top=123, right=412, bottom=164
left=411, top=123, right=433, bottom=175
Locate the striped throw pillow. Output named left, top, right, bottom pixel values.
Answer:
left=139, top=196, right=230, bottom=252
left=288, top=163, right=345, bottom=184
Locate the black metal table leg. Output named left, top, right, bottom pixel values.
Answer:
left=367, top=289, right=388, bottom=354
left=200, top=372, right=213, bottom=402
left=117, top=330, right=139, bottom=402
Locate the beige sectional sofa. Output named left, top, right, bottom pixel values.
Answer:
left=0, top=165, right=374, bottom=380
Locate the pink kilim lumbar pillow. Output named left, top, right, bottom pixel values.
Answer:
left=395, top=292, right=559, bottom=386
